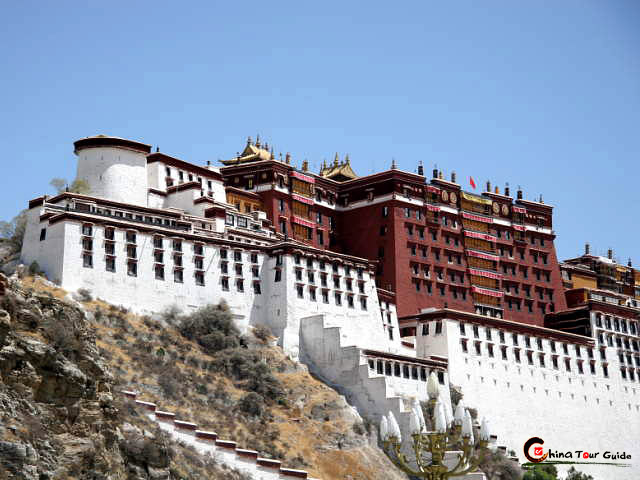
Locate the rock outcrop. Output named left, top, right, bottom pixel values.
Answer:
left=0, top=275, right=172, bottom=479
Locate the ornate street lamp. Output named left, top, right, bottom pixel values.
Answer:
left=381, top=372, right=490, bottom=479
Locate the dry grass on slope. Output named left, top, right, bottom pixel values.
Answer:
left=23, top=276, right=407, bottom=480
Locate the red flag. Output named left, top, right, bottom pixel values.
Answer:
left=469, top=176, right=476, bottom=189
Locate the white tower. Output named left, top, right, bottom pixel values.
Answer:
left=74, top=135, right=151, bottom=206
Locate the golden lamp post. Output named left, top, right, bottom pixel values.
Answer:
left=380, top=372, right=490, bottom=479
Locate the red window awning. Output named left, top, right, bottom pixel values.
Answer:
left=464, top=230, right=497, bottom=242
left=468, top=268, right=502, bottom=280
left=466, top=249, right=500, bottom=262
left=292, top=194, right=314, bottom=205
left=292, top=215, right=315, bottom=228
left=290, top=171, right=316, bottom=184
left=462, top=212, right=493, bottom=224
left=472, top=285, right=504, bottom=298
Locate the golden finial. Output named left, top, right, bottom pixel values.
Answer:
left=247, top=136, right=253, bottom=146
left=285, top=152, right=291, bottom=165
left=264, top=142, right=269, bottom=151
left=255, top=134, right=261, bottom=148
left=345, top=153, right=350, bottom=165
left=438, top=170, right=443, bottom=179
left=302, top=159, right=309, bottom=172
left=334, top=153, right=339, bottom=167
left=270, top=147, right=275, bottom=160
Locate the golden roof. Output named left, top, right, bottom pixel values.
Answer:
left=318, top=153, right=358, bottom=182
left=220, top=136, right=273, bottom=166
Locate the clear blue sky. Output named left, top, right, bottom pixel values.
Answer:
left=1, top=1, right=638, bottom=263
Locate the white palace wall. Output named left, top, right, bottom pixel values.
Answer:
left=21, top=208, right=66, bottom=283
left=22, top=204, right=395, bottom=360
left=260, top=253, right=395, bottom=359
left=417, top=318, right=640, bottom=479
left=54, top=221, right=269, bottom=324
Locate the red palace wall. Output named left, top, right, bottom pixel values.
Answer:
left=220, top=161, right=567, bottom=328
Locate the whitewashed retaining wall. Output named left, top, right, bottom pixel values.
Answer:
left=123, top=391, right=319, bottom=480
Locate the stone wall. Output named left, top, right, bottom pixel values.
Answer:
left=123, top=391, right=320, bottom=480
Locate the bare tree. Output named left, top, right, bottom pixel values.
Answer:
left=49, top=177, right=67, bottom=193
left=0, top=210, right=27, bottom=253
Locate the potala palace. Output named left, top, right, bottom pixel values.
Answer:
left=20, top=135, right=640, bottom=478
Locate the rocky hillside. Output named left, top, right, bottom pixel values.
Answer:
left=0, top=273, right=275, bottom=479
left=0, top=273, right=406, bottom=480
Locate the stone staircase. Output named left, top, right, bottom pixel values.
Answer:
left=300, top=315, right=431, bottom=438
left=299, top=315, right=487, bottom=479
left=122, top=391, right=320, bottom=480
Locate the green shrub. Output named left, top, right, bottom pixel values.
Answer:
left=179, top=304, right=240, bottom=354
left=252, top=324, right=272, bottom=342
left=158, top=370, right=181, bottom=399
left=177, top=304, right=285, bottom=404
left=200, top=330, right=239, bottom=352
left=237, top=392, right=264, bottom=417
left=161, top=304, right=182, bottom=326
left=76, top=288, right=93, bottom=302
left=211, top=349, right=284, bottom=401
left=28, top=261, right=42, bottom=276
